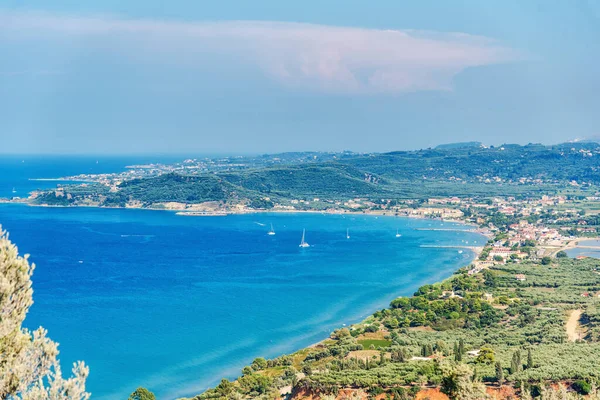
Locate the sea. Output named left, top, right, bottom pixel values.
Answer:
left=566, top=239, right=600, bottom=259
left=0, top=156, right=486, bottom=399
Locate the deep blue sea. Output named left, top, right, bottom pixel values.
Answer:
left=0, top=157, right=485, bottom=399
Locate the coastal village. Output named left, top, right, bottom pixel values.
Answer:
left=7, top=182, right=600, bottom=273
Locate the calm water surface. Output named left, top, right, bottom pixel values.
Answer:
left=566, top=239, right=600, bottom=259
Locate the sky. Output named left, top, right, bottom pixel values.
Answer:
left=1, top=0, right=599, bottom=154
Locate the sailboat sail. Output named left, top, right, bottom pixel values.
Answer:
left=299, top=229, right=310, bottom=247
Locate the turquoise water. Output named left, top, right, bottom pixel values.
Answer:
left=0, top=204, right=484, bottom=399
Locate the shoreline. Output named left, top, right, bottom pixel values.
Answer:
left=559, top=238, right=600, bottom=258
left=1, top=201, right=487, bottom=399
left=189, top=233, right=487, bottom=399
left=0, top=199, right=482, bottom=231
left=192, top=230, right=487, bottom=399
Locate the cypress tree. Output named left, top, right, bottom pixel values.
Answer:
left=427, top=344, right=434, bottom=356
left=458, top=338, right=465, bottom=355
left=495, top=361, right=504, bottom=384
left=510, top=353, right=518, bottom=375
left=527, top=349, right=533, bottom=369
left=510, top=350, right=522, bottom=374
left=454, top=341, right=462, bottom=362
left=398, top=349, right=406, bottom=362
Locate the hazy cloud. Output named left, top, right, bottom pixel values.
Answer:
left=0, top=10, right=518, bottom=94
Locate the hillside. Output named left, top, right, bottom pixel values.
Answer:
left=27, top=142, right=600, bottom=209
left=188, top=257, right=600, bottom=400
left=219, top=164, right=387, bottom=199
left=340, top=143, right=600, bottom=184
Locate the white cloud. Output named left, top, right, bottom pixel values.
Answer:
left=0, top=10, right=518, bottom=94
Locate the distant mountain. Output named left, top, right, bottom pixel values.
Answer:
left=434, top=141, right=483, bottom=150
left=568, top=136, right=600, bottom=145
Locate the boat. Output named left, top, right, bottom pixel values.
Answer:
left=299, top=229, right=310, bottom=248
left=458, top=250, right=464, bottom=254
left=395, top=229, right=401, bottom=238
left=267, top=223, right=276, bottom=236
left=12, top=187, right=17, bottom=193
left=346, top=228, right=350, bottom=239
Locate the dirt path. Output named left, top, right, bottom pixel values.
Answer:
left=566, top=309, right=583, bottom=341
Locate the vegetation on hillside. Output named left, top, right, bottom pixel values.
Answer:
left=341, top=143, right=600, bottom=184
left=187, top=256, right=600, bottom=400
left=30, top=142, right=600, bottom=208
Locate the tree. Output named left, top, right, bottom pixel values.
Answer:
left=454, top=341, right=463, bottom=362
left=541, top=256, right=552, bottom=265
left=510, top=350, right=522, bottom=375
left=215, top=379, right=234, bottom=397
left=242, top=366, right=253, bottom=375
left=493, top=255, right=504, bottom=262
left=475, top=346, right=495, bottom=364
left=0, top=229, right=89, bottom=399
left=526, top=349, right=533, bottom=369
left=483, top=270, right=497, bottom=287
left=495, top=362, right=504, bottom=385
left=573, top=380, right=591, bottom=395
left=238, top=373, right=272, bottom=394
left=556, top=250, right=568, bottom=258
left=427, top=344, right=434, bottom=357
left=332, top=328, right=351, bottom=339
left=251, top=357, right=268, bottom=371
left=436, top=340, right=448, bottom=355
left=440, top=361, right=487, bottom=400
left=128, top=387, right=156, bottom=400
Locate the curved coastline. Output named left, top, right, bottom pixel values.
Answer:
left=167, top=220, right=487, bottom=400
left=0, top=204, right=486, bottom=399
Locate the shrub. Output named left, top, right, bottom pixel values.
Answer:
left=541, top=256, right=552, bottom=265
left=128, top=388, right=156, bottom=400
left=572, top=380, right=591, bottom=395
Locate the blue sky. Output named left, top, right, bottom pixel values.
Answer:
left=1, top=0, right=599, bottom=154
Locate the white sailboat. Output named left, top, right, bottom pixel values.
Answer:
left=12, top=187, right=17, bottom=193
left=267, top=223, right=276, bottom=236
left=299, top=229, right=310, bottom=248
left=346, top=228, right=350, bottom=239
left=395, top=229, right=401, bottom=238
